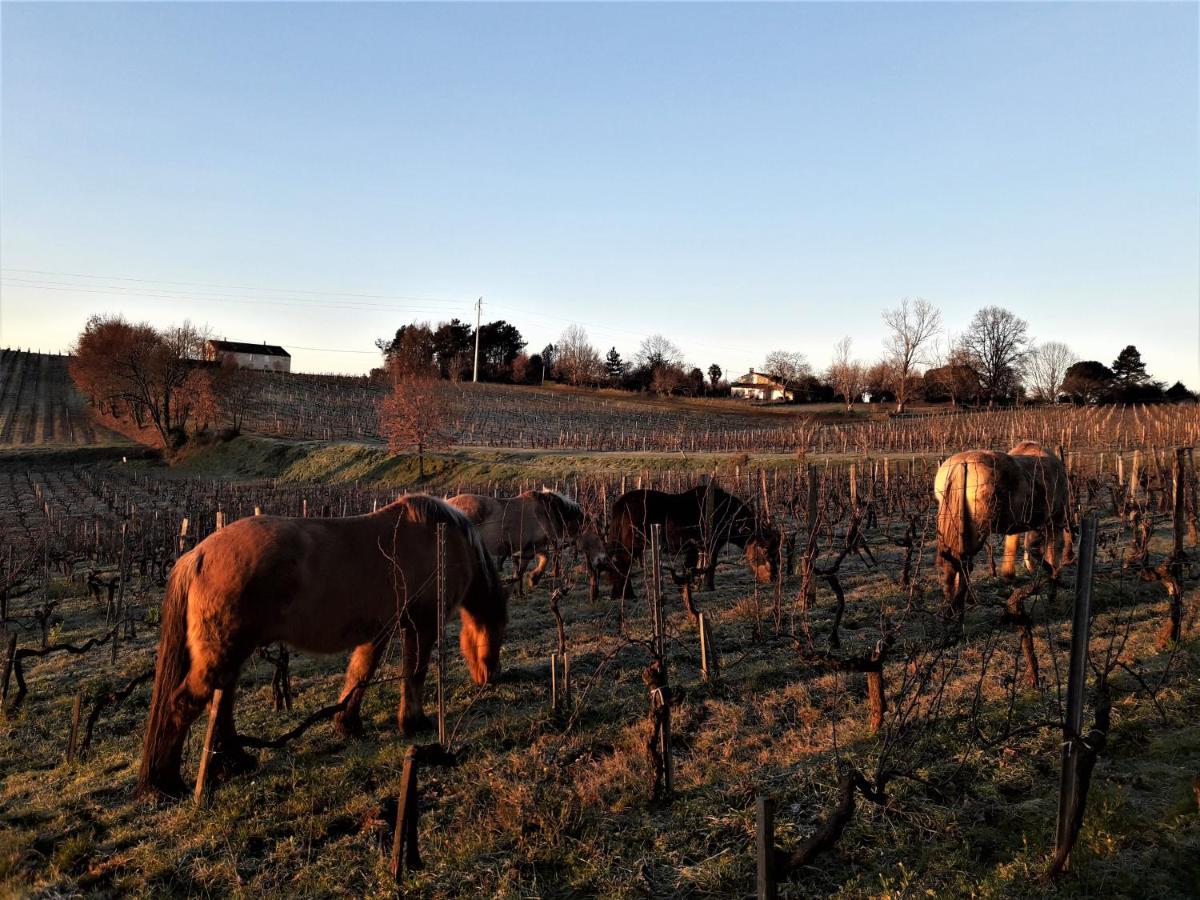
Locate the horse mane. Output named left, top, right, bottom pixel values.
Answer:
left=395, top=494, right=500, bottom=598
left=538, top=487, right=582, bottom=519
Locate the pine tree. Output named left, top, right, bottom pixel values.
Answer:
left=605, top=347, right=626, bottom=382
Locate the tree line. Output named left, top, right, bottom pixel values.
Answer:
left=378, top=299, right=1194, bottom=410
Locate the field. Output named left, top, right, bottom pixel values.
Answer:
left=0, top=358, right=1198, bottom=898
left=0, top=350, right=131, bottom=448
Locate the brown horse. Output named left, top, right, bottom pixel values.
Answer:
left=934, top=440, right=1071, bottom=616
left=608, top=483, right=779, bottom=617
left=448, top=489, right=609, bottom=596
left=138, top=495, right=506, bottom=798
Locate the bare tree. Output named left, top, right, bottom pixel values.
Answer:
left=554, top=325, right=604, bottom=387
left=1026, top=341, right=1077, bottom=403
left=377, top=373, right=457, bottom=479
left=826, top=337, right=865, bottom=411
left=635, top=334, right=683, bottom=369
left=881, top=297, right=942, bottom=413
left=762, top=350, right=811, bottom=386
left=960, top=305, right=1030, bottom=404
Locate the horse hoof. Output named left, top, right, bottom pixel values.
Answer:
left=212, top=749, right=258, bottom=783
left=333, top=712, right=365, bottom=739
left=399, top=714, right=434, bottom=738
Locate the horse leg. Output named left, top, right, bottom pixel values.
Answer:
left=209, top=680, right=257, bottom=782
left=398, top=626, right=435, bottom=737
left=333, top=639, right=384, bottom=738
left=609, top=546, right=635, bottom=602
left=681, top=544, right=701, bottom=620
left=155, top=651, right=238, bottom=797
left=512, top=555, right=529, bottom=598
left=527, top=552, right=550, bottom=591
left=1001, top=534, right=1019, bottom=579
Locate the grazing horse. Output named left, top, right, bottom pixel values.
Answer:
left=934, top=441, right=1071, bottom=617
left=448, top=489, right=609, bottom=597
left=608, top=483, right=779, bottom=617
left=138, top=495, right=506, bottom=799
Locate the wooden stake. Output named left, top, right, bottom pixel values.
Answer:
left=756, top=795, right=777, bottom=900
left=66, top=692, right=82, bottom=763
left=1, top=632, right=16, bottom=706
left=1055, top=515, right=1097, bottom=865
left=193, top=688, right=224, bottom=805
left=390, top=746, right=421, bottom=879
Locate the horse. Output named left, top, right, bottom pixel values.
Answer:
left=608, top=483, right=780, bottom=617
left=448, top=488, right=609, bottom=598
left=934, top=440, right=1071, bottom=619
left=138, top=495, right=506, bottom=799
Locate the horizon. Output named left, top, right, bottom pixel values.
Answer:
left=2, top=2, right=1197, bottom=386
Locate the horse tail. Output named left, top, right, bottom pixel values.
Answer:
left=138, top=553, right=194, bottom=794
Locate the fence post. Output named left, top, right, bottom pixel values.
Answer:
left=111, top=521, right=127, bottom=662
left=193, top=688, right=224, bottom=805
left=390, top=745, right=422, bottom=879
left=1, top=632, right=16, bottom=706
left=66, top=692, right=83, bottom=764
left=756, top=794, right=777, bottom=900
left=1054, top=513, right=1097, bottom=866
left=436, top=522, right=447, bottom=748
left=649, top=523, right=665, bottom=659
left=699, top=612, right=719, bottom=682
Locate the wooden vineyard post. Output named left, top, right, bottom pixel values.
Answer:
left=806, top=465, right=818, bottom=533
left=66, top=692, right=83, bottom=764
left=177, top=517, right=190, bottom=559
left=649, top=524, right=665, bottom=659
left=390, top=746, right=422, bottom=879
left=253, top=506, right=262, bottom=516
left=435, top=523, right=447, bottom=749
left=111, top=521, right=127, bottom=662
left=193, top=688, right=224, bottom=805
left=1, top=632, right=16, bottom=707
left=645, top=663, right=673, bottom=801
left=1054, top=514, right=1097, bottom=868
left=549, top=651, right=571, bottom=712
left=848, top=463, right=857, bottom=509
left=756, top=795, right=777, bottom=900
left=1163, top=448, right=1187, bottom=645
left=699, top=611, right=719, bottom=682
left=550, top=652, right=559, bottom=712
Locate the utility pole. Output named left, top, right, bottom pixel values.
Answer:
left=472, top=296, right=482, bottom=383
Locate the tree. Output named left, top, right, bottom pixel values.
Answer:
left=762, top=350, right=811, bottom=388
left=432, top=319, right=475, bottom=381
left=881, top=297, right=942, bottom=412
left=1062, top=361, right=1114, bottom=404
left=635, top=334, right=683, bottom=370
left=826, top=337, right=866, bottom=411
left=555, top=326, right=603, bottom=386
left=1026, top=341, right=1077, bottom=403
left=476, top=320, right=526, bottom=380
left=1165, top=381, right=1196, bottom=402
left=922, top=363, right=979, bottom=406
left=707, top=363, right=722, bottom=389
left=1111, top=345, right=1149, bottom=393
left=685, top=367, right=705, bottom=396
left=605, top=347, right=627, bottom=384
left=959, top=306, right=1030, bottom=405
left=864, top=359, right=897, bottom=403
left=541, top=343, right=556, bottom=380
left=69, top=315, right=208, bottom=450
left=650, top=363, right=687, bottom=395
left=375, top=323, right=436, bottom=376
left=376, top=371, right=457, bottom=479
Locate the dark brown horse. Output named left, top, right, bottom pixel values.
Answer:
left=138, top=495, right=506, bottom=798
left=608, top=483, right=779, bottom=617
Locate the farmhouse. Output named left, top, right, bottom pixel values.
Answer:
left=730, top=368, right=794, bottom=402
left=204, top=339, right=291, bottom=373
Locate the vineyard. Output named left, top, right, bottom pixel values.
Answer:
left=0, top=350, right=131, bottom=448
left=1, top=406, right=1197, bottom=896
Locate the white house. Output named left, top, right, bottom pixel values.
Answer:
left=204, top=339, right=291, bottom=373
left=730, top=368, right=794, bottom=402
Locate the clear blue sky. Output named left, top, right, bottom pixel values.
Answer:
left=2, top=2, right=1197, bottom=384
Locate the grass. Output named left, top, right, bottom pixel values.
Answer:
left=2, top=501, right=1197, bottom=898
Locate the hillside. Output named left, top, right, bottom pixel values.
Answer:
left=0, top=350, right=131, bottom=448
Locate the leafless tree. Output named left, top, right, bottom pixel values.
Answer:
left=555, top=326, right=604, bottom=387
left=634, top=334, right=683, bottom=369
left=826, top=337, right=865, bottom=411
left=377, top=373, right=457, bottom=479
left=960, top=305, right=1030, bottom=404
left=881, top=297, right=941, bottom=413
left=1026, top=341, right=1077, bottom=403
left=762, top=350, right=811, bottom=386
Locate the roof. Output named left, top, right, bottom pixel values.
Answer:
left=207, top=339, right=291, bottom=357
left=733, top=373, right=789, bottom=388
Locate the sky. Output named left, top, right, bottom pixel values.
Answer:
left=2, top=2, right=1197, bottom=385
